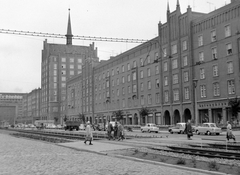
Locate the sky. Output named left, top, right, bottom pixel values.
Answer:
left=0, top=0, right=231, bottom=93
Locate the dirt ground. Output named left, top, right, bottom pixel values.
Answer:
left=107, top=148, right=240, bottom=175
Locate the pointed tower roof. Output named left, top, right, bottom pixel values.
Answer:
left=167, top=1, right=170, bottom=11
left=66, top=9, right=73, bottom=45
left=177, top=0, right=180, bottom=7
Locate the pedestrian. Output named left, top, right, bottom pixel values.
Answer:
left=226, top=121, right=236, bottom=143
left=107, top=120, right=113, bottom=140
left=113, top=121, right=118, bottom=140
left=117, top=121, right=124, bottom=141
left=84, top=121, right=93, bottom=145
left=184, top=119, right=193, bottom=140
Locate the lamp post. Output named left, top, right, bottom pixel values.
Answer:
left=193, top=79, right=198, bottom=126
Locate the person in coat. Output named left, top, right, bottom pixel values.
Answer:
left=107, top=121, right=113, bottom=140
left=84, top=121, right=93, bottom=145
left=113, top=121, right=118, bottom=140
left=185, top=119, right=193, bottom=140
left=226, top=121, right=236, bottom=142
left=117, top=121, right=124, bottom=141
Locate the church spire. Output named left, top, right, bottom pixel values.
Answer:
left=167, top=1, right=170, bottom=12
left=66, top=9, right=73, bottom=45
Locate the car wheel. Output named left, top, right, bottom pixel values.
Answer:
left=207, top=131, right=211, bottom=135
left=170, top=131, right=173, bottom=134
left=141, top=129, right=144, bottom=133
left=216, top=133, right=220, bottom=135
left=148, top=129, right=151, bottom=133
left=155, top=131, right=158, bottom=133
left=196, top=130, right=200, bottom=135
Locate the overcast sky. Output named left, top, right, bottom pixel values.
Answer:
left=0, top=0, right=230, bottom=93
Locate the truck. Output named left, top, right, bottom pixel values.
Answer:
left=64, top=121, right=81, bottom=131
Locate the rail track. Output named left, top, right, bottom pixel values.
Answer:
left=189, top=143, right=240, bottom=151
left=150, top=146, right=240, bottom=160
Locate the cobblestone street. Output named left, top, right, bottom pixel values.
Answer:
left=0, top=133, right=215, bottom=175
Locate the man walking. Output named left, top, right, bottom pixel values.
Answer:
left=226, top=121, right=236, bottom=143
left=84, top=121, right=93, bottom=145
left=185, top=119, right=193, bottom=140
left=107, top=121, right=113, bottom=140
left=117, top=121, right=124, bottom=141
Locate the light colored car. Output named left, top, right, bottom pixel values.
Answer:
left=46, top=124, right=56, bottom=129
left=168, top=123, right=186, bottom=134
left=140, top=123, right=159, bottom=133
left=28, top=124, right=36, bottom=128
left=79, top=124, right=85, bottom=130
left=56, top=124, right=63, bottom=129
left=195, top=123, right=222, bottom=135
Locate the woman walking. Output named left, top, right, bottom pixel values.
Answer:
left=113, top=121, right=118, bottom=140
left=226, top=121, right=236, bottom=143
left=117, top=121, right=124, bottom=141
left=84, top=121, right=93, bottom=145
left=185, top=119, right=193, bottom=140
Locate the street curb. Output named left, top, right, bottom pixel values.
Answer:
left=114, top=155, right=227, bottom=175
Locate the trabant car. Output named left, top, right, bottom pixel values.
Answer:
left=195, top=123, right=222, bottom=135
left=168, top=123, right=186, bottom=134
left=140, top=123, right=159, bottom=133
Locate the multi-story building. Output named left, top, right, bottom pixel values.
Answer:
left=0, top=93, right=27, bottom=125
left=192, top=0, right=240, bottom=125
left=41, top=10, right=98, bottom=124
left=26, top=88, right=41, bottom=123
left=66, top=0, right=240, bottom=126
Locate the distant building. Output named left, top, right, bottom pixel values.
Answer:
left=0, top=93, right=27, bottom=125
left=40, top=10, right=98, bottom=124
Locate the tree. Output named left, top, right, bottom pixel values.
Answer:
left=228, top=97, right=240, bottom=121
left=138, top=107, right=149, bottom=125
left=79, top=113, right=86, bottom=124
left=112, top=110, right=124, bottom=121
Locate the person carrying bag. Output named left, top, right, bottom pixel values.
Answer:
left=84, top=121, right=93, bottom=145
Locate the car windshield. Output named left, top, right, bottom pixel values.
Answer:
left=210, top=123, right=216, bottom=127
left=176, top=124, right=183, bottom=127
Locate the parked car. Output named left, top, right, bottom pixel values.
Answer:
left=140, top=123, right=159, bottom=133
left=56, top=124, right=63, bottom=129
left=46, top=124, right=56, bottom=129
left=195, top=123, right=222, bottom=135
left=79, top=124, right=85, bottom=130
left=28, top=124, right=36, bottom=128
left=168, top=123, right=186, bottom=134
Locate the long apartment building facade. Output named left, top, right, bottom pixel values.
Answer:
left=66, top=0, right=240, bottom=126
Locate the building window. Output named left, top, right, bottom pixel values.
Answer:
left=182, top=40, right=187, bottom=51
left=127, top=74, right=131, bottom=82
left=127, top=63, right=131, bottom=71
left=112, top=69, right=114, bottom=76
left=213, top=65, right=218, bottom=77
left=78, top=58, right=82, bottom=63
left=61, top=64, right=66, bottom=69
left=198, top=35, right=203, bottom=46
left=122, top=65, right=125, bottom=72
left=213, top=82, right=220, bottom=96
left=128, top=86, right=131, bottom=93
left=173, top=89, right=179, bottom=101
left=183, top=56, right=188, bottom=67
left=70, top=58, right=74, bottom=63
left=54, top=70, right=57, bottom=76
left=116, top=67, right=119, bottom=74
left=163, top=62, right=168, bottom=72
left=133, top=84, right=137, bottom=93
left=164, top=76, right=168, bottom=86
left=164, top=91, right=169, bottom=103
left=172, top=59, right=178, bottom=69
left=211, top=30, right=217, bottom=42
left=61, top=70, right=66, bottom=75
left=156, top=93, right=160, bottom=104
left=107, top=71, right=110, bottom=77
left=122, top=99, right=125, bottom=108
left=140, top=83, right=144, bottom=91
left=141, top=95, right=144, bottom=105
left=117, top=78, right=119, bottom=85
left=117, top=89, right=119, bottom=96
left=163, top=48, right=167, bottom=57
left=171, top=44, right=177, bottom=54
left=140, top=58, right=144, bottom=66
left=61, top=77, right=66, bottom=81
left=133, top=61, right=137, bottom=68
left=225, top=25, right=231, bottom=37
left=122, top=76, right=125, bottom=83
left=199, top=52, right=204, bottom=62
left=212, top=47, right=217, bottom=60
left=140, top=70, right=143, bottom=79
left=130, top=72, right=135, bottom=82
left=200, top=68, right=205, bottom=79
left=70, top=64, right=74, bottom=69
left=78, top=65, right=82, bottom=69
left=148, top=81, right=151, bottom=90
left=155, top=65, right=159, bottom=74
left=147, top=94, right=152, bottom=105
left=122, top=87, right=125, bottom=95
left=62, top=57, right=66, bottom=62
left=183, top=71, right=189, bottom=82
left=156, top=79, right=160, bottom=89
left=147, top=55, right=151, bottom=64
left=112, top=80, right=115, bottom=87
left=70, top=70, right=74, bottom=76
left=154, top=52, right=159, bottom=61
left=228, top=80, right=235, bottom=95
left=184, top=87, right=190, bottom=100
left=226, top=43, right=232, bottom=55
left=200, top=85, right=206, bottom=98
left=173, top=74, right=179, bottom=84
left=147, top=68, right=151, bottom=76
left=227, top=62, right=233, bottom=74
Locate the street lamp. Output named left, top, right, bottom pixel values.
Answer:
left=193, top=78, right=198, bottom=126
